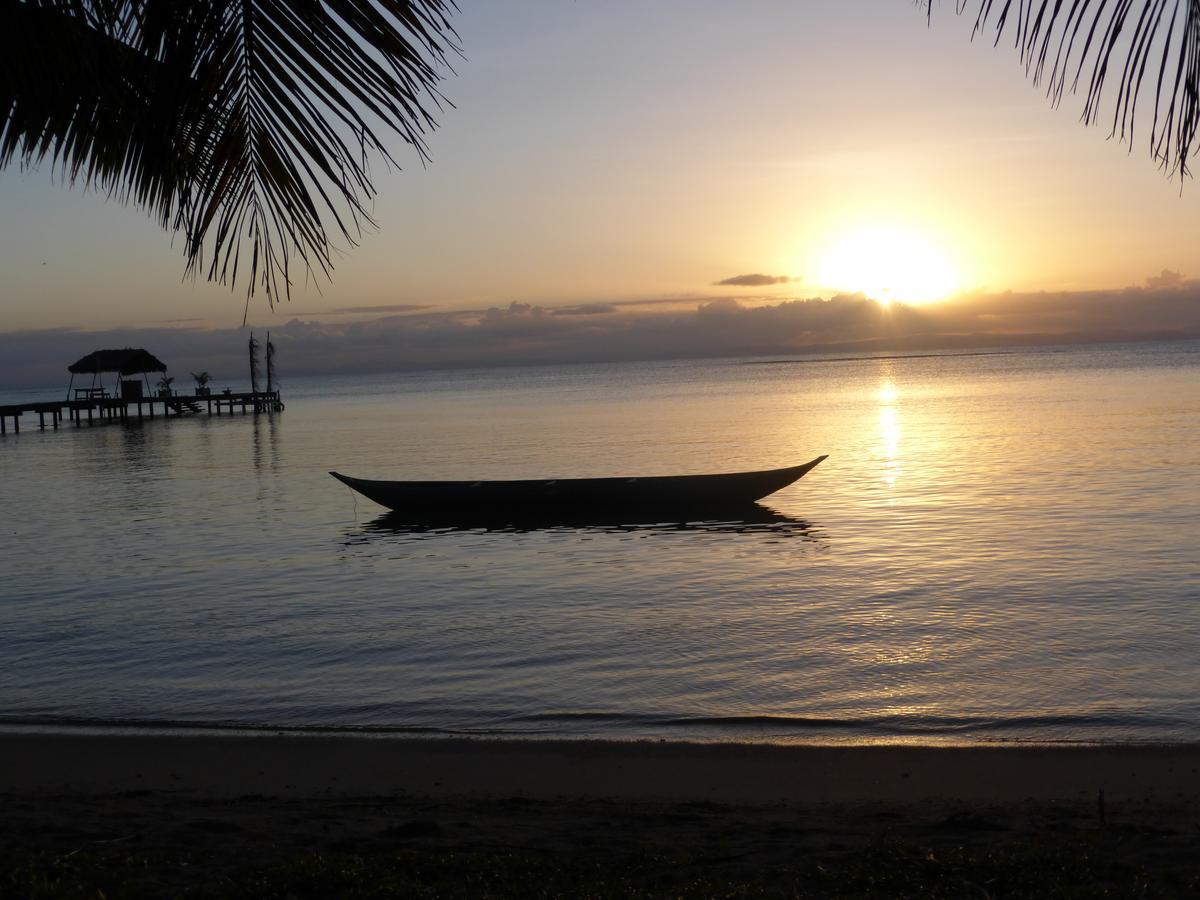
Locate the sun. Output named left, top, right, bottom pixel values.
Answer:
left=817, top=226, right=960, bottom=306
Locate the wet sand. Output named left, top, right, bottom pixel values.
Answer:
left=3, top=730, right=1200, bottom=804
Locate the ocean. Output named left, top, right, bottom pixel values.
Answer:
left=1, top=341, right=1198, bottom=743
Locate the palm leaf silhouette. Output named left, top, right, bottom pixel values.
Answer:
left=1, top=0, right=457, bottom=304
left=931, top=1, right=1200, bottom=176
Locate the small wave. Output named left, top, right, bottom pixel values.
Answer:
left=508, top=710, right=1196, bottom=736
left=3, top=710, right=1195, bottom=743
left=0, top=715, right=542, bottom=738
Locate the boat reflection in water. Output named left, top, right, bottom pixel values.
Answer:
left=348, top=502, right=820, bottom=540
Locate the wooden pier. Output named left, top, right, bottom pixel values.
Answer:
left=0, top=390, right=284, bottom=434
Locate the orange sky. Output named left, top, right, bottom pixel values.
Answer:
left=1, top=0, right=1197, bottom=333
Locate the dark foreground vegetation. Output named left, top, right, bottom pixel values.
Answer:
left=3, top=791, right=1199, bottom=898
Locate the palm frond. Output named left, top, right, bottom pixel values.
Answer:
left=928, top=0, right=1200, bottom=177
left=1, top=0, right=458, bottom=304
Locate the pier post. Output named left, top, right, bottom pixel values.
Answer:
left=38, top=411, right=45, bottom=430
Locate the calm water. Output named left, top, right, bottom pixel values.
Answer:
left=2, top=342, right=1198, bottom=743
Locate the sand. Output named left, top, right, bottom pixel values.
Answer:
left=3, top=730, right=1199, bottom=804
left=4, top=730, right=1200, bottom=895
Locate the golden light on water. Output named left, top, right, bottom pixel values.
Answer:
left=817, top=226, right=960, bottom=306
left=877, top=374, right=901, bottom=488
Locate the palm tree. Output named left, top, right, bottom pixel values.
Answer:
left=930, top=1, right=1200, bottom=177
left=1, top=0, right=457, bottom=305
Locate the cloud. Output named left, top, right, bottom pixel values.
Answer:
left=332, top=303, right=434, bottom=314
left=551, top=303, right=617, bottom=316
left=1145, top=269, right=1186, bottom=290
left=715, top=273, right=793, bottom=287
left=2, top=284, right=1199, bottom=390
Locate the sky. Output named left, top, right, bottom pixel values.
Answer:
left=1, top=0, right=1198, bottom=373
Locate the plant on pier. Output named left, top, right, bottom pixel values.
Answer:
left=192, top=371, right=211, bottom=396
left=156, top=375, right=175, bottom=397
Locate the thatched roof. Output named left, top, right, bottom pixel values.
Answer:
left=68, top=348, right=168, bottom=375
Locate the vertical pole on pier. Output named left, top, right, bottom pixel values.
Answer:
left=1, top=415, right=5, bottom=435
left=13, top=414, right=18, bottom=433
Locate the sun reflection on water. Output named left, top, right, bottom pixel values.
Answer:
left=875, top=372, right=901, bottom=487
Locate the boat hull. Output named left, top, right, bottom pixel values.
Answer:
left=330, top=456, right=827, bottom=515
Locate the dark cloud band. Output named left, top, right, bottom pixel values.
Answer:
left=1, top=283, right=1197, bottom=389
left=715, top=274, right=793, bottom=287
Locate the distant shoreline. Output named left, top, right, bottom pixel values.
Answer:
left=737, top=349, right=1019, bottom=366
left=3, top=335, right=1196, bottom=396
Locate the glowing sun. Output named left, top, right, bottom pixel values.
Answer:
left=817, top=226, right=959, bottom=305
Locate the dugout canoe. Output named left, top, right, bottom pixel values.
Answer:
left=330, top=455, right=827, bottom=514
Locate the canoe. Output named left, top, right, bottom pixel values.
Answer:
left=330, top=455, right=827, bottom=515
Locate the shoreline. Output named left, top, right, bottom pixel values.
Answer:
left=5, top=729, right=1200, bottom=804
left=4, top=716, right=1197, bottom=747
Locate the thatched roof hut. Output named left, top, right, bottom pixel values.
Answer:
left=68, top=349, right=168, bottom=376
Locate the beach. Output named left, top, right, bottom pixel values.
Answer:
left=6, top=730, right=1200, bottom=803
left=4, top=731, right=1200, bottom=896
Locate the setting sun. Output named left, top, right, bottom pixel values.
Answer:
left=817, top=227, right=960, bottom=306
